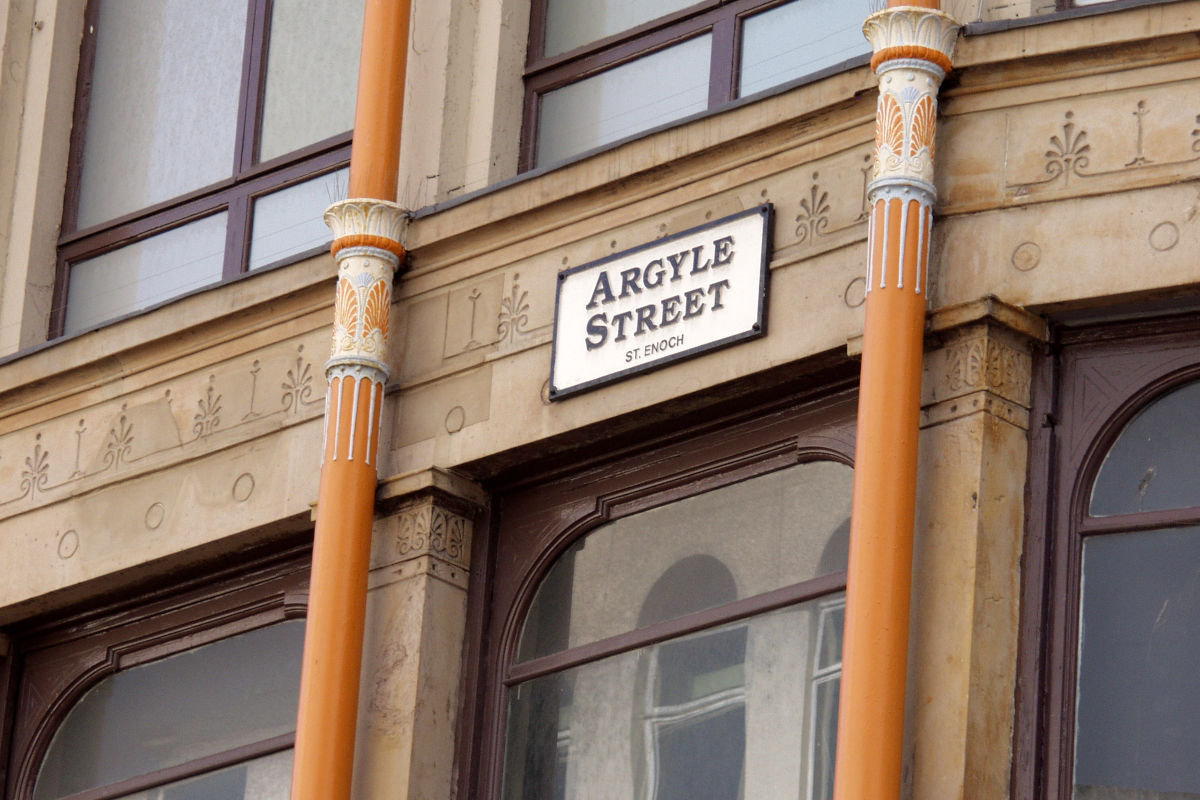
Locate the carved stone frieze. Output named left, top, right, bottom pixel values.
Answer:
left=375, top=493, right=474, bottom=573
left=943, top=337, right=1027, bottom=398
left=1007, top=100, right=1200, bottom=199
left=923, top=320, right=1037, bottom=423
left=0, top=333, right=328, bottom=520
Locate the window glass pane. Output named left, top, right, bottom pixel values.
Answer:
left=543, top=0, right=700, bottom=57
left=111, top=750, right=293, bottom=800
left=536, top=35, right=712, bottom=167
left=33, top=620, right=305, bottom=800
left=808, top=597, right=843, bottom=800
left=1089, top=379, right=1200, bottom=516
left=249, top=168, right=349, bottom=270
left=738, top=0, right=871, bottom=98
left=259, top=0, right=364, bottom=162
left=63, top=212, right=229, bottom=336
left=77, top=0, right=246, bottom=229
left=503, top=597, right=843, bottom=800
left=1074, top=527, right=1200, bottom=798
left=517, top=460, right=853, bottom=661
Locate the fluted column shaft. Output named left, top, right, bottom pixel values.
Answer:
left=833, top=5, right=959, bottom=800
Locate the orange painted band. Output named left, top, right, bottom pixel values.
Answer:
left=871, top=46, right=953, bottom=74
left=330, top=234, right=406, bottom=260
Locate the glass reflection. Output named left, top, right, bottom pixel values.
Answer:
left=34, top=621, right=305, bottom=800
left=517, top=461, right=853, bottom=661
left=739, top=0, right=871, bottom=98
left=1074, top=527, right=1200, bottom=798
left=1090, top=380, right=1200, bottom=516
left=535, top=35, right=711, bottom=167
left=503, top=598, right=844, bottom=800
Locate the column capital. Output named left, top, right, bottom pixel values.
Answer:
left=863, top=6, right=960, bottom=75
left=324, top=197, right=409, bottom=260
left=323, top=198, right=409, bottom=383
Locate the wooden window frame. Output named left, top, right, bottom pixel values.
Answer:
left=1, top=544, right=310, bottom=800
left=50, top=0, right=353, bottom=339
left=520, top=0, right=865, bottom=170
left=458, top=380, right=858, bottom=799
left=1015, top=314, right=1200, bottom=800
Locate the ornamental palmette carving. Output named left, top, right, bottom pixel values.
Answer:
left=323, top=199, right=408, bottom=380
left=395, top=499, right=470, bottom=568
left=863, top=7, right=959, bottom=190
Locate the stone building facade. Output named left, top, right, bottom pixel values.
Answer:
left=1, top=1, right=1199, bottom=799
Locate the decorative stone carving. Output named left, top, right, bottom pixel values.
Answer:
left=324, top=198, right=408, bottom=384
left=324, top=197, right=408, bottom=246
left=944, top=337, right=1028, bottom=398
left=862, top=6, right=959, bottom=74
left=393, top=497, right=471, bottom=569
left=863, top=7, right=959, bottom=191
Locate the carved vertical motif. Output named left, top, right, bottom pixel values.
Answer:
left=103, top=415, right=134, bottom=472
left=20, top=436, right=50, bottom=500
left=497, top=278, right=530, bottom=344
left=193, top=377, right=223, bottom=438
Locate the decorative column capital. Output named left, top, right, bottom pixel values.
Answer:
left=863, top=6, right=959, bottom=75
left=863, top=7, right=961, bottom=199
left=324, top=197, right=409, bottom=260
left=323, top=198, right=410, bottom=383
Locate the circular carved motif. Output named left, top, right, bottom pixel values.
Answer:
left=844, top=277, right=867, bottom=308
left=57, top=530, right=79, bottom=560
left=1149, top=221, right=1179, bottom=252
left=145, top=502, right=166, bottom=530
left=541, top=379, right=552, bottom=406
left=232, top=472, right=256, bottom=503
left=1011, top=241, right=1041, bottom=272
left=445, top=406, right=466, bottom=434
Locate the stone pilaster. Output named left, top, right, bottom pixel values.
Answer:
left=909, top=297, right=1047, bottom=800
left=352, top=468, right=488, bottom=800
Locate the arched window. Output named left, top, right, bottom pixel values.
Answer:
left=32, top=620, right=304, bottom=800
left=466, top=390, right=857, bottom=800
left=1024, top=319, right=1200, bottom=800
left=4, top=551, right=307, bottom=800
left=1073, top=378, right=1200, bottom=798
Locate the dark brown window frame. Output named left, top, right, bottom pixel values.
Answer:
left=1015, top=313, right=1200, bottom=800
left=458, top=382, right=858, bottom=799
left=50, top=0, right=353, bottom=339
left=521, top=0, right=861, bottom=170
left=1, top=544, right=310, bottom=800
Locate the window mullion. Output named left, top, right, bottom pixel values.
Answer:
left=708, top=14, right=737, bottom=107
left=224, top=191, right=252, bottom=281
left=51, top=732, right=295, bottom=800
left=506, top=571, right=847, bottom=685
left=234, top=0, right=271, bottom=177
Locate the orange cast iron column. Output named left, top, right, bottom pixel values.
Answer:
left=832, top=4, right=959, bottom=800
left=290, top=1, right=411, bottom=799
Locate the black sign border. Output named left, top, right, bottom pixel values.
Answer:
left=548, top=203, right=773, bottom=401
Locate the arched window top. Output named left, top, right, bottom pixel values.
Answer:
left=1090, top=378, right=1200, bottom=516
left=33, top=619, right=305, bottom=800
left=516, top=459, right=853, bottom=663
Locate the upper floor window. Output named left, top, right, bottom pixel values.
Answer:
left=523, top=0, right=873, bottom=168
left=52, top=0, right=363, bottom=338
